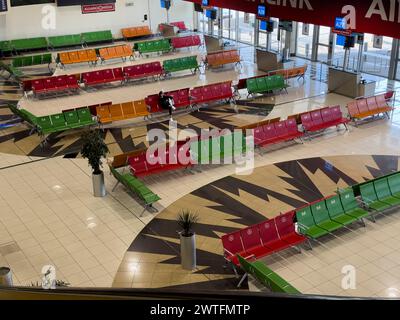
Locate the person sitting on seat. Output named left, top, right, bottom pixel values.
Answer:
left=159, top=90, right=176, bottom=121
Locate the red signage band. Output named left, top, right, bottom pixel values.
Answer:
left=82, top=3, right=115, bottom=14
left=186, top=0, right=400, bottom=39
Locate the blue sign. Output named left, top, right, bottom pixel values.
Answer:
left=260, top=20, right=267, bottom=31
left=335, top=17, right=347, bottom=30
left=336, top=34, right=346, bottom=46
left=202, top=0, right=209, bottom=6
left=258, top=5, right=266, bottom=17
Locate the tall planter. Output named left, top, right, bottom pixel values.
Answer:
left=92, top=171, right=106, bottom=197
left=177, top=210, right=199, bottom=271
left=180, top=233, right=196, bottom=270
left=81, top=130, right=109, bottom=198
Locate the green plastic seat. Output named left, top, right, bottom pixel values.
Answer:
left=50, top=114, right=67, bottom=131
left=42, top=53, right=52, bottom=64
left=326, top=195, right=358, bottom=226
left=82, top=30, right=112, bottom=44
left=256, top=77, right=268, bottom=93
left=388, top=173, right=400, bottom=198
left=360, top=183, right=391, bottom=211
left=296, top=206, right=328, bottom=239
left=11, top=37, right=47, bottom=51
left=77, top=107, right=96, bottom=126
left=311, top=200, right=343, bottom=232
left=246, top=79, right=258, bottom=94
left=63, top=110, right=80, bottom=129
left=12, top=57, right=23, bottom=68
left=21, top=56, right=33, bottom=67
left=339, top=188, right=370, bottom=219
left=37, top=116, right=54, bottom=134
left=374, top=178, right=400, bottom=206
left=0, top=41, right=14, bottom=53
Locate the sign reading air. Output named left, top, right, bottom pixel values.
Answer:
left=211, top=0, right=400, bottom=38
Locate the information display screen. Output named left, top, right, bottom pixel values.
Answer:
left=57, top=0, right=115, bottom=6
left=11, top=0, right=54, bottom=7
left=257, top=5, right=266, bottom=17
left=0, top=0, right=7, bottom=12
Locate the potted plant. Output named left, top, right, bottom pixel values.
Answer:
left=177, top=210, right=199, bottom=270
left=81, top=130, right=109, bottom=197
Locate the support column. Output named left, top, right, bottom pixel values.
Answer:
left=218, top=8, right=223, bottom=39
left=327, top=30, right=335, bottom=66
left=388, top=38, right=399, bottom=80
left=254, top=19, right=260, bottom=62
left=311, top=25, right=319, bottom=62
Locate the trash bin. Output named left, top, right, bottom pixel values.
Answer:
left=0, top=267, right=13, bottom=287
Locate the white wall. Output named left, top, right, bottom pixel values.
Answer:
left=0, top=0, right=195, bottom=40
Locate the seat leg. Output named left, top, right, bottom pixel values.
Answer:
left=307, top=239, right=313, bottom=250
left=112, top=181, right=120, bottom=192
left=237, top=273, right=248, bottom=288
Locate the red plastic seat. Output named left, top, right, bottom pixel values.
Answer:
left=145, top=94, right=162, bottom=113
left=129, top=155, right=148, bottom=176
left=258, top=220, right=288, bottom=252
left=221, top=232, right=245, bottom=265
left=274, top=121, right=288, bottom=138
left=253, top=127, right=266, bottom=145
left=66, top=75, right=79, bottom=90
left=32, top=79, right=45, bottom=94
left=366, top=97, right=379, bottom=111
left=262, top=124, right=277, bottom=143
left=112, top=67, right=124, bottom=81
left=357, top=99, right=369, bottom=114
left=275, top=211, right=306, bottom=246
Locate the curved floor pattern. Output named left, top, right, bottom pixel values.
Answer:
left=113, top=154, right=400, bottom=291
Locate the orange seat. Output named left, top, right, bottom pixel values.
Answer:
left=122, top=45, right=133, bottom=57
left=68, top=51, right=80, bottom=64
left=122, top=26, right=152, bottom=38
left=107, top=47, right=118, bottom=59
left=78, top=50, right=89, bottom=62
left=121, top=102, right=136, bottom=119
left=109, top=104, right=124, bottom=122
left=59, top=52, right=71, bottom=65
left=86, top=49, right=98, bottom=62
left=96, top=105, right=112, bottom=123
left=134, top=100, right=149, bottom=116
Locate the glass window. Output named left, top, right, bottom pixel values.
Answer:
left=362, top=34, right=392, bottom=77
left=317, top=26, right=331, bottom=63
left=296, top=22, right=314, bottom=59
left=238, top=12, right=255, bottom=44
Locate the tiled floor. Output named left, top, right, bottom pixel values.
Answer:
left=2, top=39, right=400, bottom=297
left=261, top=210, right=400, bottom=298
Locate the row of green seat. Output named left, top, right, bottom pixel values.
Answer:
left=360, top=174, right=400, bottom=212
left=296, top=189, right=370, bottom=239
left=109, top=165, right=161, bottom=208
left=163, top=56, right=199, bottom=74
left=11, top=53, right=52, bottom=68
left=81, top=31, right=113, bottom=45
left=0, top=30, right=112, bottom=53
left=36, top=107, right=97, bottom=135
left=297, top=172, right=400, bottom=240
left=48, top=34, right=82, bottom=48
left=136, top=39, right=171, bottom=54
left=237, top=255, right=300, bottom=294
left=0, top=37, right=48, bottom=53
left=247, top=75, right=288, bottom=95
left=189, top=132, right=247, bottom=164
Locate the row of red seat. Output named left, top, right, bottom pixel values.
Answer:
left=300, top=105, right=350, bottom=133
left=82, top=62, right=163, bottom=87
left=171, top=35, right=201, bottom=49
left=144, top=81, right=234, bottom=114
left=31, top=75, right=80, bottom=97
left=146, top=88, right=191, bottom=113
left=222, top=211, right=306, bottom=266
left=253, top=119, right=304, bottom=147
left=129, top=140, right=192, bottom=177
